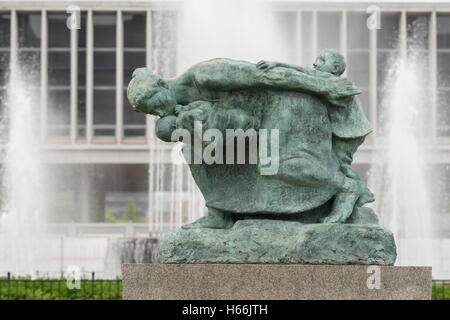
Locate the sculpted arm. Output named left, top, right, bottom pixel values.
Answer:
left=257, top=61, right=322, bottom=77
left=188, top=58, right=360, bottom=99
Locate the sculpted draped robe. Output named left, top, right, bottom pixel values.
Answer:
left=187, top=89, right=341, bottom=215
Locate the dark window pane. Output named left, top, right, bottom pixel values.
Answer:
left=377, top=51, right=396, bottom=89
left=78, top=13, right=87, bottom=87
left=0, top=13, right=11, bottom=47
left=407, top=13, right=429, bottom=51
left=124, top=51, right=145, bottom=85
left=94, top=52, right=115, bottom=86
left=78, top=13, right=87, bottom=48
left=18, top=51, right=40, bottom=85
left=0, top=53, right=9, bottom=86
left=18, top=13, right=41, bottom=47
left=78, top=48, right=86, bottom=87
left=437, top=14, right=450, bottom=49
left=48, top=89, right=70, bottom=137
left=317, top=12, right=340, bottom=50
left=124, top=13, right=145, bottom=48
left=0, top=88, right=8, bottom=137
left=94, top=89, right=115, bottom=136
left=78, top=88, right=86, bottom=137
left=124, top=89, right=145, bottom=137
left=378, top=13, right=400, bottom=49
left=347, top=12, right=369, bottom=49
left=438, top=52, right=450, bottom=88
left=437, top=89, right=450, bottom=136
left=48, top=52, right=70, bottom=86
left=94, top=13, right=116, bottom=48
left=48, top=13, right=70, bottom=47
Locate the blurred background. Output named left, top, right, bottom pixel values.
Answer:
left=0, top=0, right=449, bottom=280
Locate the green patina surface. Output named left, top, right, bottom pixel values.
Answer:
left=127, top=50, right=396, bottom=264
left=158, top=208, right=396, bottom=265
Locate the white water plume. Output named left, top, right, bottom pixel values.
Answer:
left=369, top=41, right=433, bottom=267
left=0, top=64, right=51, bottom=276
left=178, top=0, right=288, bottom=71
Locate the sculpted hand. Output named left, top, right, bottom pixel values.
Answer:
left=176, top=108, right=208, bottom=133
left=175, top=104, right=200, bottom=116
left=256, top=60, right=278, bottom=72
left=326, top=77, right=362, bottom=99
left=174, top=105, right=185, bottom=116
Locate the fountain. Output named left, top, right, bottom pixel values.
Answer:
left=0, top=2, right=444, bottom=282
left=0, top=60, right=53, bottom=276
left=369, top=19, right=434, bottom=269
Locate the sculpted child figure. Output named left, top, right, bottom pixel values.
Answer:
left=257, top=49, right=375, bottom=222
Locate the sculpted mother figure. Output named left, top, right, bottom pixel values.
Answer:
left=127, top=58, right=369, bottom=229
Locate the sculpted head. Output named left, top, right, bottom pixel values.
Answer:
left=313, top=49, right=346, bottom=76
left=127, top=68, right=176, bottom=117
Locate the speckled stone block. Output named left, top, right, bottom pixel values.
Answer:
left=122, top=264, right=431, bottom=300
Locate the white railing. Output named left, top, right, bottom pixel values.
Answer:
left=43, top=221, right=176, bottom=238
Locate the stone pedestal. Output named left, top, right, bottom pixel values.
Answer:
left=122, top=264, right=431, bottom=300
left=158, top=215, right=397, bottom=265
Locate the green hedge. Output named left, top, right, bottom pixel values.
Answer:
left=0, top=276, right=448, bottom=300
left=0, top=276, right=122, bottom=300
left=432, top=282, right=450, bottom=300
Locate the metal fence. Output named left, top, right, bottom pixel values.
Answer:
left=0, top=274, right=448, bottom=300
left=0, top=272, right=122, bottom=300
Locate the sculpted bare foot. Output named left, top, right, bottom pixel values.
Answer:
left=322, top=192, right=359, bottom=223
left=356, top=187, right=375, bottom=207
left=322, top=178, right=364, bottom=224
left=181, top=208, right=235, bottom=229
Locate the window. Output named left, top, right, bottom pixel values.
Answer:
left=123, top=12, right=146, bottom=138
left=78, top=12, right=87, bottom=139
left=407, top=13, right=430, bottom=140
left=48, top=13, right=71, bottom=138
left=17, top=12, right=41, bottom=137
left=93, top=12, right=116, bottom=137
left=347, top=12, right=370, bottom=124
left=0, top=13, right=10, bottom=87
left=437, top=14, right=450, bottom=137
left=0, top=13, right=10, bottom=138
left=18, top=12, right=41, bottom=91
left=376, top=12, right=400, bottom=135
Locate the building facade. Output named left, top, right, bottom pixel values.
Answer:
left=0, top=0, right=449, bottom=239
